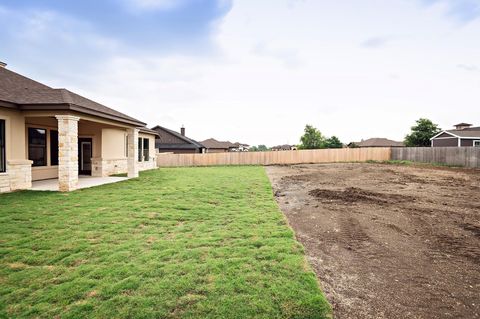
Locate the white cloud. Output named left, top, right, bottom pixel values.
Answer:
left=65, top=0, right=480, bottom=145
left=4, top=1, right=480, bottom=146
left=122, top=0, right=188, bottom=11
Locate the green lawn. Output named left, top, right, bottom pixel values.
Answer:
left=0, top=167, right=330, bottom=318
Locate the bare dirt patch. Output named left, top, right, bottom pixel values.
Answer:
left=308, top=187, right=414, bottom=205
left=266, top=163, right=480, bottom=319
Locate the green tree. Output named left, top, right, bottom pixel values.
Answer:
left=324, top=136, right=343, bottom=148
left=348, top=142, right=359, bottom=148
left=249, top=145, right=269, bottom=152
left=299, top=125, right=325, bottom=149
left=404, top=118, right=441, bottom=147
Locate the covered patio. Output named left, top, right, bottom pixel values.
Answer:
left=0, top=64, right=159, bottom=194
left=31, top=175, right=129, bottom=191
left=25, top=114, right=140, bottom=192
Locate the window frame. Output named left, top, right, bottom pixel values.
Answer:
left=28, top=127, right=47, bottom=167
left=474, top=140, right=480, bottom=148
left=0, top=119, right=5, bottom=173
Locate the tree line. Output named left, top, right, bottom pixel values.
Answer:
left=295, top=118, right=442, bottom=149
left=249, top=118, right=442, bottom=151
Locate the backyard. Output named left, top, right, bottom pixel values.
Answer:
left=0, top=167, right=331, bottom=319
left=267, top=163, right=480, bottom=319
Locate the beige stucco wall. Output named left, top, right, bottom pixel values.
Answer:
left=102, top=128, right=127, bottom=159
left=0, top=107, right=26, bottom=160
left=79, top=121, right=103, bottom=158
left=0, top=107, right=31, bottom=192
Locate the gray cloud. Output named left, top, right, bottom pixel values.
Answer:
left=360, top=36, right=392, bottom=48
left=457, top=64, right=480, bottom=72
left=252, top=42, right=302, bottom=67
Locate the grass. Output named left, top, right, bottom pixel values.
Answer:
left=0, top=166, right=331, bottom=319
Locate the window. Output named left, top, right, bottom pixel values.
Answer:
left=137, top=137, right=150, bottom=162
left=50, top=130, right=59, bottom=165
left=125, top=135, right=128, bottom=157
left=28, top=128, right=47, bottom=167
left=143, top=138, right=150, bottom=161
left=0, top=120, right=5, bottom=173
left=138, top=137, right=143, bottom=162
left=474, top=140, right=480, bottom=148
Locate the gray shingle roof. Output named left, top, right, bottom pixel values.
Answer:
left=151, top=125, right=204, bottom=148
left=446, top=129, right=480, bottom=138
left=201, top=138, right=236, bottom=149
left=354, top=138, right=404, bottom=147
left=0, top=66, right=145, bottom=126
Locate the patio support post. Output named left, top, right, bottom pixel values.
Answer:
left=55, top=115, right=80, bottom=192
left=127, top=128, right=139, bottom=178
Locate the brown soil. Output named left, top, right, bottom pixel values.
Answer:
left=266, top=163, right=480, bottom=319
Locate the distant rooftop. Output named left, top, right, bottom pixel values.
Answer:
left=353, top=138, right=404, bottom=147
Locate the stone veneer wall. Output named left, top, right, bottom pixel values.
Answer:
left=91, top=158, right=155, bottom=177
left=0, top=160, right=33, bottom=193
left=0, top=174, right=10, bottom=193
left=91, top=158, right=128, bottom=177
left=138, top=158, right=157, bottom=171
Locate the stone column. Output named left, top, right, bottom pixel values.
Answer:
left=127, top=128, right=139, bottom=178
left=56, top=115, right=80, bottom=192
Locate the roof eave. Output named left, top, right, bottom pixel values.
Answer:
left=0, top=99, right=18, bottom=109
left=17, top=103, right=146, bottom=127
left=138, top=127, right=160, bottom=137
left=430, top=130, right=459, bottom=140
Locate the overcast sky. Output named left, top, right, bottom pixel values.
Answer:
left=1, top=0, right=479, bottom=145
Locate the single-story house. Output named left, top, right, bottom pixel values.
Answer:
left=231, top=142, right=250, bottom=152
left=348, top=138, right=404, bottom=148
left=430, top=123, right=480, bottom=147
left=0, top=63, right=158, bottom=193
left=201, top=138, right=237, bottom=153
left=271, top=144, right=297, bottom=151
left=151, top=125, right=205, bottom=154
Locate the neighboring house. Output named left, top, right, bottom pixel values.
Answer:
left=348, top=138, right=404, bottom=148
left=271, top=144, right=297, bottom=151
left=152, top=125, right=205, bottom=154
left=0, top=63, right=158, bottom=193
left=231, top=142, right=250, bottom=152
left=201, top=138, right=237, bottom=153
left=431, top=123, right=480, bottom=147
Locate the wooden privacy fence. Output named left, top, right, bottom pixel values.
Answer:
left=156, top=147, right=391, bottom=167
left=391, top=147, right=480, bottom=168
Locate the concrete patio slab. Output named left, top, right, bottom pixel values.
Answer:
left=31, top=176, right=129, bottom=191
